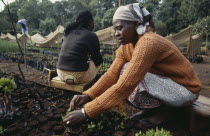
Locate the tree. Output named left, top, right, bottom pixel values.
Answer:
left=0, top=12, right=13, bottom=33
left=193, top=16, right=210, bottom=52
left=39, top=18, right=56, bottom=35
left=143, top=0, right=161, bottom=20
left=38, top=0, right=53, bottom=20
left=177, top=0, right=210, bottom=30
left=50, top=1, right=70, bottom=27
left=155, top=20, right=168, bottom=36
left=89, top=0, right=117, bottom=22
left=0, top=1, right=21, bottom=33
left=101, top=8, right=117, bottom=29
left=157, top=0, right=182, bottom=34
left=18, top=0, right=41, bottom=29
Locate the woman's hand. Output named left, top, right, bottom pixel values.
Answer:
left=63, top=109, right=85, bottom=126
left=69, top=95, right=91, bottom=111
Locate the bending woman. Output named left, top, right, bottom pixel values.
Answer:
left=57, top=10, right=103, bottom=85
left=63, top=4, right=201, bottom=126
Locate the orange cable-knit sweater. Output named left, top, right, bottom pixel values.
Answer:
left=83, top=32, right=201, bottom=118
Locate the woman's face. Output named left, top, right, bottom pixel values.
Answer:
left=113, top=20, right=138, bottom=45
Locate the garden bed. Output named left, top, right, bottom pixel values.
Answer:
left=1, top=72, right=210, bottom=136
left=0, top=72, right=75, bottom=136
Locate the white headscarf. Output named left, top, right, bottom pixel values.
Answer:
left=113, top=3, right=150, bottom=35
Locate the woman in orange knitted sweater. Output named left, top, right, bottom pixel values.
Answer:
left=63, top=3, right=201, bottom=126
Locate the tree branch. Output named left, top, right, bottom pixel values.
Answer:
left=1, top=0, right=25, bottom=80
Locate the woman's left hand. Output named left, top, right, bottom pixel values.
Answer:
left=63, top=109, right=85, bottom=126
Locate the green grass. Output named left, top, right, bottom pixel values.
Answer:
left=0, top=39, right=20, bottom=53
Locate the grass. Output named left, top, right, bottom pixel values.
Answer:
left=0, top=39, right=20, bottom=53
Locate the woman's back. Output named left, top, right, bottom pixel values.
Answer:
left=57, top=28, right=102, bottom=72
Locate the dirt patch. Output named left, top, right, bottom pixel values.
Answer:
left=0, top=72, right=76, bottom=136
left=0, top=59, right=48, bottom=86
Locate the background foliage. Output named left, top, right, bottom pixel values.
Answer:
left=0, top=0, right=209, bottom=36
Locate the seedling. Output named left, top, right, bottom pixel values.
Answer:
left=0, top=78, right=17, bottom=94
left=135, top=128, right=172, bottom=136
left=0, top=77, right=17, bottom=117
left=64, top=110, right=129, bottom=135
left=0, top=125, right=3, bottom=135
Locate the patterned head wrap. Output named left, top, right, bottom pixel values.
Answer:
left=113, top=3, right=151, bottom=35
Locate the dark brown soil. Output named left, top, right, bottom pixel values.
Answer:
left=0, top=72, right=77, bottom=136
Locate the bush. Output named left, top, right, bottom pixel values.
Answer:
left=135, top=128, right=172, bottom=136
left=0, top=78, right=17, bottom=94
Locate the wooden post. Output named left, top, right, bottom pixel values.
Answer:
left=23, top=31, right=27, bottom=68
left=186, top=26, right=193, bottom=58
left=119, top=0, right=122, bottom=7
left=206, top=33, right=208, bottom=55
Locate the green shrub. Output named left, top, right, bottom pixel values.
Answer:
left=67, top=110, right=128, bottom=135
left=0, top=78, right=17, bottom=94
left=135, top=128, right=172, bottom=136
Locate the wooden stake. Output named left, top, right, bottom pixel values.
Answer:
left=119, top=0, right=122, bottom=7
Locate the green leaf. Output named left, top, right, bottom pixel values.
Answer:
left=135, top=128, right=172, bottom=136
left=0, top=78, right=17, bottom=94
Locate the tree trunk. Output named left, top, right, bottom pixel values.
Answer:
left=119, top=0, right=122, bottom=7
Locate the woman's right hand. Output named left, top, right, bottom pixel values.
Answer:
left=69, top=95, right=91, bottom=111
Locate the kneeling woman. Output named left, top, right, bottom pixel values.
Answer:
left=63, top=4, right=201, bottom=126
left=57, top=10, right=103, bottom=85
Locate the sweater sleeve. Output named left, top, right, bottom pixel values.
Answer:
left=84, top=37, right=161, bottom=118
left=83, top=46, right=127, bottom=99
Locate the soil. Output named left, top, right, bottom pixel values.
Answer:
left=0, top=51, right=210, bottom=136
left=0, top=72, right=76, bottom=136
